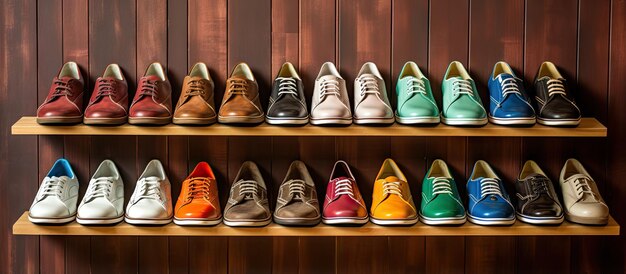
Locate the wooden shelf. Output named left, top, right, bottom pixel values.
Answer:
left=11, top=116, right=607, bottom=137
left=13, top=212, right=619, bottom=237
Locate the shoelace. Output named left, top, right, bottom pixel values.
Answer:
left=40, top=177, right=67, bottom=198
left=546, top=79, right=566, bottom=97
left=139, top=78, right=159, bottom=97
left=358, top=75, right=380, bottom=97
left=136, top=178, right=162, bottom=200
left=382, top=181, right=403, bottom=198
left=498, top=76, right=522, bottom=97
left=95, top=79, right=116, bottom=97
left=287, top=179, right=306, bottom=199
left=277, top=78, right=298, bottom=97
left=238, top=180, right=259, bottom=200
left=319, top=79, right=340, bottom=99
left=185, top=80, right=206, bottom=96
left=334, top=179, right=354, bottom=196
left=186, top=178, right=211, bottom=200
left=479, top=178, right=503, bottom=198
left=432, top=177, right=453, bottom=195
left=228, top=79, right=248, bottom=95
left=570, top=175, right=597, bottom=200
left=85, top=178, right=113, bottom=200
left=516, top=177, right=551, bottom=201
left=452, top=79, right=474, bottom=97
left=406, top=78, right=426, bottom=96
left=51, top=79, right=73, bottom=97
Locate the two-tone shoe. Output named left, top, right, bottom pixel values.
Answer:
left=29, top=159, right=79, bottom=224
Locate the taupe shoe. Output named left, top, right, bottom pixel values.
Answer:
left=560, top=159, right=609, bottom=225
left=273, top=161, right=321, bottom=226
left=223, top=161, right=271, bottom=227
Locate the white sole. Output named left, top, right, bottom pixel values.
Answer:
left=28, top=215, right=76, bottom=224
left=370, top=217, right=418, bottom=226
left=467, top=215, right=516, bottom=226
left=322, top=217, right=369, bottom=225
left=173, top=217, right=222, bottom=226
left=488, top=116, right=536, bottom=125
left=76, top=215, right=124, bottom=225
left=353, top=117, right=395, bottom=125
left=441, top=116, right=488, bottom=126
left=124, top=217, right=173, bottom=225
left=265, top=117, right=309, bottom=125
left=419, top=214, right=466, bottom=225
left=223, top=218, right=272, bottom=227
left=310, top=118, right=352, bottom=125
left=565, top=213, right=608, bottom=225
left=395, top=115, right=440, bottom=124
left=516, top=213, right=564, bottom=225
left=218, top=114, right=265, bottom=124
left=537, top=117, right=581, bottom=126
left=273, top=216, right=322, bottom=226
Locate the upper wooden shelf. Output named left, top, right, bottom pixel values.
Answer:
left=13, top=212, right=619, bottom=237
left=11, top=116, right=607, bottom=137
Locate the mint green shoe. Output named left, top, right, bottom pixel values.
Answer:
left=420, top=159, right=467, bottom=225
left=441, top=61, right=488, bottom=125
left=395, top=62, right=440, bottom=124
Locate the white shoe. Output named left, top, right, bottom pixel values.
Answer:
left=310, top=62, right=353, bottom=125
left=353, top=62, right=394, bottom=125
left=125, top=160, right=173, bottom=225
left=29, top=159, right=79, bottom=224
left=560, top=159, right=609, bottom=225
left=76, top=160, right=124, bottom=225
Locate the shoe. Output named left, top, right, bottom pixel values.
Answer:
left=395, top=62, right=440, bottom=124
left=533, top=61, right=581, bottom=126
left=420, top=159, right=466, bottom=225
left=266, top=62, right=309, bottom=125
left=37, top=62, right=85, bottom=124
left=273, top=161, right=321, bottom=226
left=487, top=61, right=536, bottom=125
left=84, top=64, right=129, bottom=125
left=370, top=159, right=418, bottom=225
left=560, top=159, right=609, bottom=225
left=515, top=160, right=564, bottom=224
left=310, top=62, right=352, bottom=125
left=76, top=160, right=124, bottom=224
left=322, top=160, right=368, bottom=225
left=353, top=62, right=394, bottom=124
left=29, top=159, right=79, bottom=224
left=466, top=160, right=516, bottom=225
left=129, top=63, right=173, bottom=125
left=173, top=63, right=217, bottom=125
left=441, top=61, right=488, bottom=126
left=125, top=160, right=173, bottom=225
left=223, top=161, right=271, bottom=226
left=218, top=63, right=265, bottom=124
left=174, top=162, right=222, bottom=226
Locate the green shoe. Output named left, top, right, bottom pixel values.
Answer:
left=441, top=61, right=488, bottom=126
left=395, top=62, right=440, bottom=124
left=420, top=159, right=467, bottom=225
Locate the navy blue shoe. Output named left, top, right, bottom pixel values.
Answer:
left=488, top=62, right=536, bottom=125
left=466, top=160, right=516, bottom=225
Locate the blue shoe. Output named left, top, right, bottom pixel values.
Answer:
left=466, top=160, right=516, bottom=225
left=488, top=62, right=536, bottom=125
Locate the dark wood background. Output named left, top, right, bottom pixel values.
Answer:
left=1, top=0, right=624, bottom=273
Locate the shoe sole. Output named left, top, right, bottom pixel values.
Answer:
left=124, top=216, right=173, bottom=225
left=218, top=115, right=265, bottom=124
left=223, top=218, right=272, bottom=227
left=565, top=213, right=608, bottom=225
left=83, top=116, right=128, bottom=125
left=28, top=214, right=76, bottom=224
left=370, top=217, right=419, bottom=226
left=488, top=116, right=536, bottom=125
left=395, top=115, right=440, bottom=125
left=419, top=214, right=467, bottom=225
left=273, top=216, right=321, bottom=226
left=37, top=116, right=83, bottom=124
left=76, top=215, right=124, bottom=225
left=128, top=116, right=172, bottom=125
left=322, top=217, right=369, bottom=225
left=441, top=116, right=488, bottom=126
left=353, top=117, right=395, bottom=125
left=516, top=213, right=564, bottom=225
left=467, top=214, right=516, bottom=226
left=265, top=117, right=310, bottom=125
left=537, top=117, right=581, bottom=126
left=309, top=118, right=352, bottom=125
left=172, top=116, right=217, bottom=125
left=173, top=217, right=222, bottom=226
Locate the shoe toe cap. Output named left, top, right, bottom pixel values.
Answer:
left=127, top=200, right=169, bottom=219
left=31, top=199, right=71, bottom=218
left=79, top=200, right=120, bottom=218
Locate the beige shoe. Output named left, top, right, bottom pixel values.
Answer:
left=560, top=159, right=609, bottom=225
left=353, top=62, right=394, bottom=124
left=310, top=62, right=352, bottom=125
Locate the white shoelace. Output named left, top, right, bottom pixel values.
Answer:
left=479, top=178, right=503, bottom=198
left=432, top=177, right=453, bottom=195
left=238, top=180, right=259, bottom=200
left=358, top=75, right=380, bottom=97
left=287, top=179, right=306, bottom=199
left=406, top=78, right=426, bottom=96
left=498, top=76, right=522, bottom=97
left=546, top=79, right=566, bottom=97
left=334, top=179, right=354, bottom=196
left=85, top=177, right=114, bottom=200
left=40, top=177, right=67, bottom=198
left=136, top=177, right=162, bottom=200
left=319, top=79, right=340, bottom=99
left=452, top=79, right=474, bottom=96
left=277, top=77, right=298, bottom=96
left=570, top=175, right=597, bottom=200
left=382, top=181, right=403, bottom=198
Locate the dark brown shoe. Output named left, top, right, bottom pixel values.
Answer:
left=515, top=160, right=564, bottom=224
left=218, top=63, right=264, bottom=124
left=37, top=62, right=85, bottom=124
left=84, top=64, right=128, bottom=125
left=273, top=161, right=321, bottom=226
left=223, top=161, right=271, bottom=226
left=129, top=63, right=172, bottom=125
left=173, top=63, right=216, bottom=125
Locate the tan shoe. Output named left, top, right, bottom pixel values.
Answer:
left=273, top=161, right=321, bottom=226
left=223, top=161, right=271, bottom=226
left=218, top=63, right=264, bottom=124
left=173, top=63, right=216, bottom=125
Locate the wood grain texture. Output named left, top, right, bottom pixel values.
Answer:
left=272, top=0, right=299, bottom=76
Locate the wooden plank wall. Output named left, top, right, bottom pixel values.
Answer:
left=0, top=0, right=624, bottom=273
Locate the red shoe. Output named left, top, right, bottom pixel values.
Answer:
left=322, top=160, right=369, bottom=225
left=37, top=62, right=85, bottom=124
left=129, top=63, right=172, bottom=125
left=84, top=64, right=129, bottom=125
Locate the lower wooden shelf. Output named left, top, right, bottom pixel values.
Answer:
left=13, top=212, right=620, bottom=236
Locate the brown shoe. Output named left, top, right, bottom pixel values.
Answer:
left=173, top=63, right=216, bottom=125
left=218, top=63, right=264, bottom=124
left=37, top=62, right=85, bottom=124
left=223, top=161, right=271, bottom=226
left=273, top=161, right=321, bottom=226
left=129, top=63, right=172, bottom=125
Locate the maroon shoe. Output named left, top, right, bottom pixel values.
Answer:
left=129, top=63, right=172, bottom=125
left=84, top=64, right=128, bottom=125
left=322, top=160, right=369, bottom=225
left=37, top=62, right=85, bottom=124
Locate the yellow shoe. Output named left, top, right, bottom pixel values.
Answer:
left=370, top=159, right=418, bottom=225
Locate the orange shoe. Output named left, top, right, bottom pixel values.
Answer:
left=370, top=158, right=418, bottom=225
left=174, top=162, right=222, bottom=226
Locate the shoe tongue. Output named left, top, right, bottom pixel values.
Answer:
left=524, top=173, right=546, bottom=180
left=143, top=75, right=162, bottom=82
left=318, top=75, right=341, bottom=82
left=189, top=76, right=206, bottom=82
left=384, top=176, right=400, bottom=182
left=58, top=76, right=76, bottom=82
